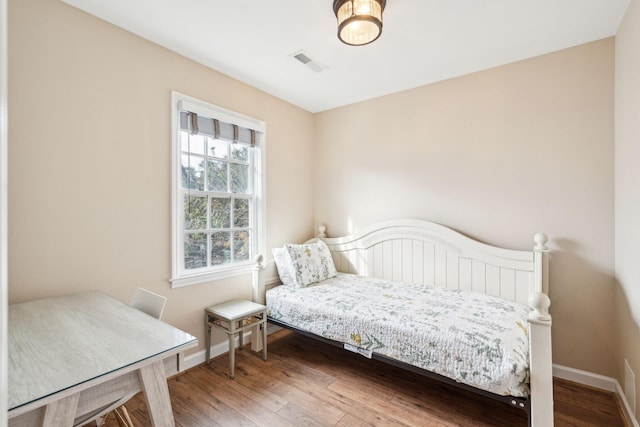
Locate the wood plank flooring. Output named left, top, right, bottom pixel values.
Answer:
left=97, top=329, right=628, bottom=427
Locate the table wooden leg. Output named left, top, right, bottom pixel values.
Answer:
left=42, top=393, right=80, bottom=427
left=138, top=360, right=175, bottom=427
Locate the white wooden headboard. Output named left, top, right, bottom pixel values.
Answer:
left=316, top=219, right=549, bottom=307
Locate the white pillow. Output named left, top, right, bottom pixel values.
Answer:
left=285, top=240, right=337, bottom=287
left=272, top=247, right=296, bottom=287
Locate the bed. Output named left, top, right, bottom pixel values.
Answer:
left=251, top=219, right=553, bottom=426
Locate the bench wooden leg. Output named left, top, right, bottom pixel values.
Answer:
left=228, top=332, right=235, bottom=379
left=262, top=321, right=268, bottom=361
left=205, top=315, right=211, bottom=365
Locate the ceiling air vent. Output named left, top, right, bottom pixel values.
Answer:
left=292, top=51, right=328, bottom=73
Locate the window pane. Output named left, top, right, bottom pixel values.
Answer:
left=211, top=232, right=231, bottom=265
left=181, top=154, right=205, bottom=191
left=210, top=197, right=231, bottom=229
left=231, top=144, right=248, bottom=162
left=180, top=130, right=190, bottom=152
left=184, top=196, right=207, bottom=230
left=230, top=163, right=249, bottom=194
left=233, top=198, right=250, bottom=228
left=207, top=159, right=227, bottom=192
left=184, top=233, right=207, bottom=270
left=233, top=231, right=250, bottom=262
left=209, top=138, right=228, bottom=159
left=184, top=134, right=206, bottom=155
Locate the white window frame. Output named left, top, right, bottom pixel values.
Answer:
left=170, top=91, right=266, bottom=288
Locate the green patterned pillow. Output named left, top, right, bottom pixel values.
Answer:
left=284, top=240, right=338, bottom=287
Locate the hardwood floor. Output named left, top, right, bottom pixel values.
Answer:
left=99, top=329, right=628, bottom=427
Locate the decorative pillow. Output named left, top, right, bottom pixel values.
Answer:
left=272, top=247, right=296, bottom=287
left=285, top=240, right=337, bottom=287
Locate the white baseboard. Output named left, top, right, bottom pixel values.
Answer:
left=553, top=364, right=638, bottom=427
left=180, top=323, right=282, bottom=372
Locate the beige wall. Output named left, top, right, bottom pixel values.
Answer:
left=615, top=0, right=640, bottom=419
left=8, top=0, right=315, bottom=354
left=315, top=39, right=616, bottom=376
left=8, top=0, right=622, bottom=383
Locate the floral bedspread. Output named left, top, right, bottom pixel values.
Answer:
left=266, top=273, right=530, bottom=397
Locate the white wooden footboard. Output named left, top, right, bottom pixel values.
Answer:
left=253, top=219, right=553, bottom=426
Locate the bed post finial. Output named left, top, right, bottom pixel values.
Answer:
left=528, top=292, right=551, bottom=322
left=254, top=254, right=264, bottom=265
left=318, top=224, right=327, bottom=239
left=534, top=233, right=549, bottom=252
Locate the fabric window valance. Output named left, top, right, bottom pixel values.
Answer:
left=179, top=111, right=259, bottom=147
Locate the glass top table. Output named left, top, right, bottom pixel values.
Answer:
left=8, top=291, right=197, bottom=426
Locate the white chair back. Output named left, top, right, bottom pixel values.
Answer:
left=130, top=287, right=167, bottom=320
left=81, top=287, right=168, bottom=426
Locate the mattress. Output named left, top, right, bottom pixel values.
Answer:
left=266, top=273, right=531, bottom=397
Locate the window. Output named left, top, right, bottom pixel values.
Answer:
left=171, top=92, right=266, bottom=287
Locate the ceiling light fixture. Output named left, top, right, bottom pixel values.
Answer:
left=333, top=0, right=386, bottom=46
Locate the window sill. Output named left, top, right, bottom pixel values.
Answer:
left=170, top=262, right=254, bottom=288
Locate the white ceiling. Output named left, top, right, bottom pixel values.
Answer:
left=61, top=0, right=630, bottom=113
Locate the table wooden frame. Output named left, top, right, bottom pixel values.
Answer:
left=8, top=291, right=197, bottom=427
